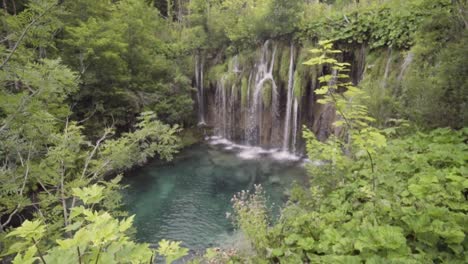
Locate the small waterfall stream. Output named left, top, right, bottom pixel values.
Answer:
left=282, top=44, right=295, bottom=152
left=195, top=54, right=206, bottom=125
left=215, top=77, right=228, bottom=138
left=291, top=98, right=299, bottom=153
left=398, top=52, right=414, bottom=81
left=382, top=47, right=393, bottom=89
left=249, top=40, right=278, bottom=146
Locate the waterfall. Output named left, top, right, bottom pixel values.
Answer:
left=212, top=40, right=300, bottom=158
left=282, top=44, right=295, bottom=151
left=382, top=47, right=392, bottom=89
left=215, top=77, right=227, bottom=138
left=233, top=55, right=241, bottom=73
left=195, top=55, right=206, bottom=125
left=228, top=81, right=237, bottom=140
left=291, top=98, right=299, bottom=153
left=246, top=40, right=278, bottom=146
left=398, top=52, right=414, bottom=82
left=244, top=72, right=253, bottom=143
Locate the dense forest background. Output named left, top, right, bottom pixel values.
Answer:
left=0, top=0, right=466, bottom=263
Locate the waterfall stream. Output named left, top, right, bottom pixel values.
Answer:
left=215, top=77, right=228, bottom=138
left=249, top=40, right=278, bottom=146
left=291, top=98, right=299, bottom=153
left=211, top=41, right=302, bottom=157
left=382, top=47, right=393, bottom=89
left=282, top=44, right=295, bottom=152
left=398, top=52, right=414, bottom=81
left=195, top=55, right=206, bottom=125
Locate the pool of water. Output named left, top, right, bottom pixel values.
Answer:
left=122, top=142, right=307, bottom=250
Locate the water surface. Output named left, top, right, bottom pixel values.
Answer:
left=122, top=142, right=306, bottom=250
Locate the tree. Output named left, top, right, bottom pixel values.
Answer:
left=1, top=0, right=182, bottom=244
left=4, top=184, right=188, bottom=264
left=59, top=0, right=194, bottom=134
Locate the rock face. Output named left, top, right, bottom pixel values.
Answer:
left=196, top=40, right=371, bottom=154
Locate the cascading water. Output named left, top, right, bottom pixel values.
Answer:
left=211, top=41, right=300, bottom=158
left=209, top=40, right=303, bottom=160
left=228, top=79, right=237, bottom=140
left=291, top=98, right=299, bottom=153
left=398, top=52, right=414, bottom=81
left=205, top=40, right=404, bottom=158
left=244, top=72, right=253, bottom=142
left=215, top=77, right=228, bottom=138
left=382, top=47, right=393, bottom=89
left=195, top=55, right=206, bottom=125
left=282, top=44, right=295, bottom=152
left=247, top=40, right=278, bottom=146
left=214, top=56, right=241, bottom=140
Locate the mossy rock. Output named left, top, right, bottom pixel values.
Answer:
left=179, top=127, right=204, bottom=148
left=262, top=80, right=273, bottom=108
left=241, top=76, right=249, bottom=108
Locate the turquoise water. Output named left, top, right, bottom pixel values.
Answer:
left=122, top=143, right=307, bottom=250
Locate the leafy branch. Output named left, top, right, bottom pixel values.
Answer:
left=0, top=1, right=58, bottom=70
left=304, top=40, right=386, bottom=191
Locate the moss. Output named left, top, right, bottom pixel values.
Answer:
left=241, top=76, right=249, bottom=108
left=238, top=50, right=256, bottom=70
left=296, top=48, right=312, bottom=78
left=224, top=71, right=237, bottom=88
left=359, top=48, right=406, bottom=126
left=179, top=127, right=204, bottom=148
left=207, top=63, right=228, bottom=85
left=262, top=81, right=272, bottom=108
left=293, top=71, right=302, bottom=99
left=278, top=46, right=291, bottom=83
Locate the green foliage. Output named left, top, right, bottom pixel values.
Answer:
left=61, top=0, right=194, bottom=132
left=231, top=185, right=269, bottom=255
left=234, top=125, right=468, bottom=263
left=357, top=1, right=467, bottom=129
left=304, top=41, right=386, bottom=185
left=299, top=0, right=452, bottom=49
left=400, top=21, right=467, bottom=128
left=156, top=239, right=189, bottom=264
left=1, top=0, right=467, bottom=262
left=230, top=42, right=467, bottom=263
left=0, top=2, right=183, bottom=253
left=190, top=0, right=302, bottom=47
left=358, top=48, right=401, bottom=127
left=5, top=185, right=188, bottom=264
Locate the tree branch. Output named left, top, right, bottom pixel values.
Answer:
left=0, top=3, right=57, bottom=70
left=0, top=206, right=19, bottom=232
